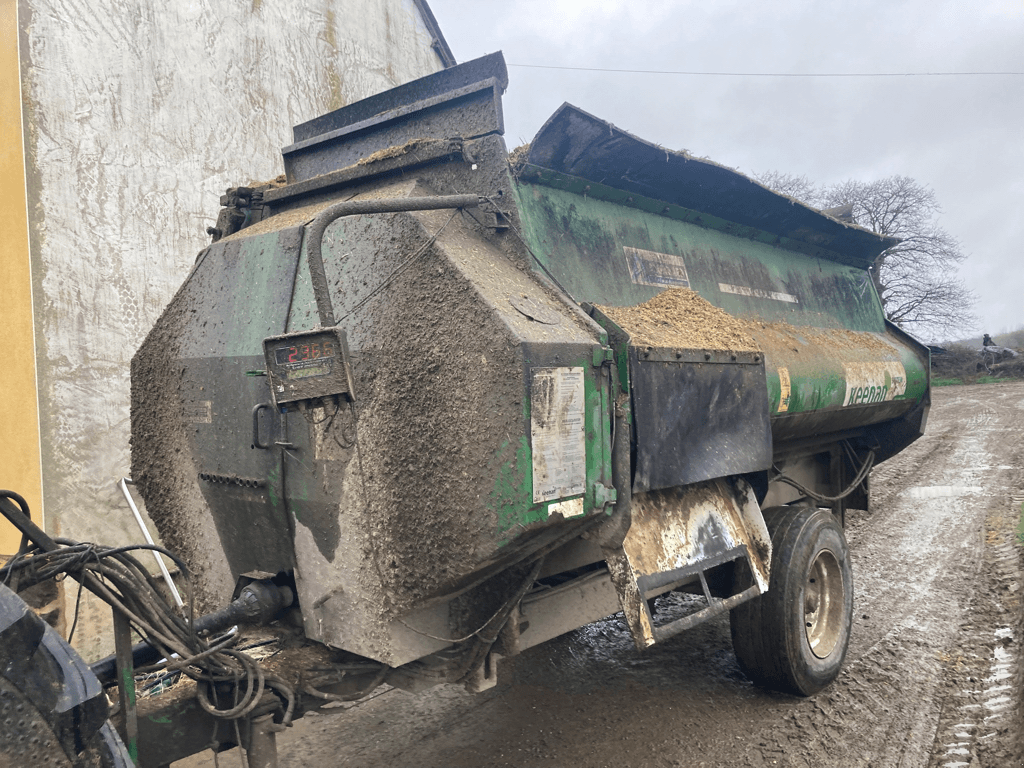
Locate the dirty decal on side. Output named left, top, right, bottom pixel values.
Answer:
left=777, top=367, right=792, bottom=413
left=624, top=246, right=690, bottom=288
left=531, top=367, right=586, bottom=502
left=843, top=361, right=908, bottom=406
left=182, top=400, right=212, bottom=424
left=548, top=496, right=584, bottom=519
left=718, top=282, right=798, bottom=304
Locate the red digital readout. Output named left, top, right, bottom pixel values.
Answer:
left=274, top=338, right=335, bottom=366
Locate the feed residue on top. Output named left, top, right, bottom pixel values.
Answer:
left=358, top=137, right=434, bottom=166
left=597, top=288, right=760, bottom=351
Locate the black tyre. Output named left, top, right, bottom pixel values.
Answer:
left=0, top=582, right=132, bottom=767
left=730, top=505, right=853, bottom=696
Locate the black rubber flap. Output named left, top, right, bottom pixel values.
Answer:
left=630, top=352, right=773, bottom=492
left=527, top=103, right=897, bottom=268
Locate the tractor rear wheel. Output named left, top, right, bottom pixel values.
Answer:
left=0, top=582, right=132, bottom=767
left=730, top=505, right=853, bottom=696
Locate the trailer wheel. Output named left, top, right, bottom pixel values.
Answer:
left=730, top=505, right=853, bottom=696
left=0, top=582, right=132, bottom=767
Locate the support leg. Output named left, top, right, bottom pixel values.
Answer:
left=246, top=715, right=280, bottom=768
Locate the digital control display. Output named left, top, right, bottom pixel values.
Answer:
left=273, top=339, right=336, bottom=367
left=263, top=327, right=353, bottom=408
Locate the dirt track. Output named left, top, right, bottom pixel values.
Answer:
left=183, top=382, right=1024, bottom=768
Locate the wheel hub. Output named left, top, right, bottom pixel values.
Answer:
left=804, top=548, right=844, bottom=659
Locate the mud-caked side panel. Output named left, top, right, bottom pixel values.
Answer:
left=278, top=191, right=606, bottom=663
left=180, top=357, right=293, bottom=577
left=282, top=205, right=525, bottom=656
left=132, top=227, right=304, bottom=602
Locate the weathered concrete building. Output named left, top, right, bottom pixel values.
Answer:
left=1, top=0, right=453, bottom=657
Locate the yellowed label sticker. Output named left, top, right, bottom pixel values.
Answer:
left=777, top=367, right=792, bottom=413
left=843, top=361, right=907, bottom=406
left=531, top=367, right=586, bottom=502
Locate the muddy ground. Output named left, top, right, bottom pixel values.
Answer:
left=182, top=381, right=1024, bottom=768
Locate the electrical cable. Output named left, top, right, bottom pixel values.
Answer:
left=509, top=63, right=1024, bottom=78
left=0, top=499, right=296, bottom=724
left=771, top=441, right=875, bottom=503
left=485, top=195, right=578, bottom=303
left=336, top=208, right=460, bottom=322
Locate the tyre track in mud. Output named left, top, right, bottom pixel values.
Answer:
left=925, top=390, right=1024, bottom=768
left=181, top=383, right=1024, bottom=768
left=733, top=383, right=1024, bottom=768
left=733, top=384, right=1023, bottom=768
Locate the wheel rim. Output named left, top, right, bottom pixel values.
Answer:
left=803, top=547, right=844, bottom=659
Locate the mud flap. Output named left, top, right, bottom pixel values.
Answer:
left=602, top=477, right=772, bottom=650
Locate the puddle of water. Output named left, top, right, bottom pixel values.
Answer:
left=902, top=486, right=985, bottom=499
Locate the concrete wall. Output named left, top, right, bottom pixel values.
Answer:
left=9, top=0, right=448, bottom=658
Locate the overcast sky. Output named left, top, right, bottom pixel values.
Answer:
left=428, top=0, right=1023, bottom=342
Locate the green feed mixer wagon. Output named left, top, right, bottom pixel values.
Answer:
left=0, top=52, right=929, bottom=766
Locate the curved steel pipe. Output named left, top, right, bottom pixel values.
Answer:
left=306, top=194, right=483, bottom=326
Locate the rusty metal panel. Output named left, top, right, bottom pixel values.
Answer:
left=602, top=478, right=771, bottom=651
left=622, top=478, right=771, bottom=597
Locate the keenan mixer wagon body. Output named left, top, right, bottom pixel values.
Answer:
left=0, top=52, right=928, bottom=766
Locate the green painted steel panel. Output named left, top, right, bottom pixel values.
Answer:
left=511, top=173, right=929, bottom=421
left=512, top=172, right=886, bottom=332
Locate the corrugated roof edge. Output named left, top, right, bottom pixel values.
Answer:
left=526, top=103, right=898, bottom=268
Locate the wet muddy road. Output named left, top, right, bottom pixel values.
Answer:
left=184, top=382, right=1024, bottom=767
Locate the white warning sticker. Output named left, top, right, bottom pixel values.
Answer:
left=531, top=367, right=586, bottom=503
left=843, top=361, right=908, bottom=406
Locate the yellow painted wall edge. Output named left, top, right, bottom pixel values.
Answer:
left=0, top=0, right=44, bottom=555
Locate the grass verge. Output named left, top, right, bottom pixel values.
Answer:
left=932, top=375, right=1009, bottom=387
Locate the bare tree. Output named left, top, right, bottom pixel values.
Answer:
left=753, top=170, right=820, bottom=204
left=754, top=172, right=976, bottom=338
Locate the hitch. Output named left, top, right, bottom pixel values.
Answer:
left=90, top=580, right=293, bottom=685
